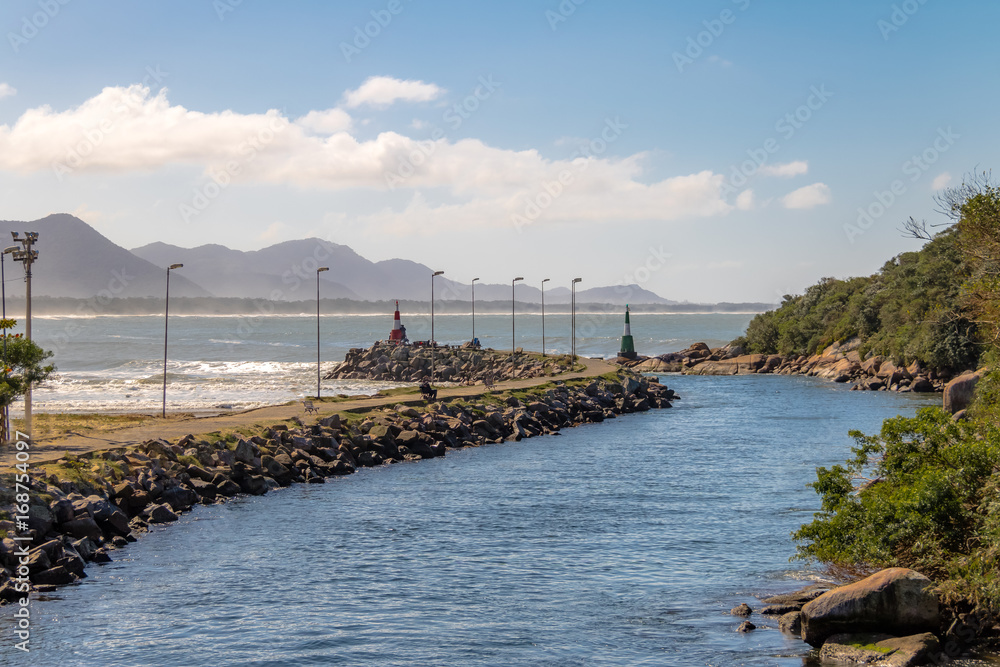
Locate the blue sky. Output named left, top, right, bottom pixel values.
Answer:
left=0, top=0, right=995, bottom=302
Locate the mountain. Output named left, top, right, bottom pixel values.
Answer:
left=0, top=214, right=678, bottom=305
left=0, top=214, right=209, bottom=298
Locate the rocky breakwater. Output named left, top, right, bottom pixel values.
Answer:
left=733, top=568, right=998, bottom=665
left=0, top=372, right=674, bottom=601
left=621, top=339, right=957, bottom=393
left=325, top=342, right=573, bottom=384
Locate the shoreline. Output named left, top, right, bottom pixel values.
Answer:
left=0, top=359, right=673, bottom=603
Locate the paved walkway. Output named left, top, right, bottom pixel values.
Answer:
left=1, top=357, right=617, bottom=468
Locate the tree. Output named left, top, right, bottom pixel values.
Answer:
left=0, top=320, right=55, bottom=438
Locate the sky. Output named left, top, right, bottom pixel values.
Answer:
left=0, top=0, right=995, bottom=303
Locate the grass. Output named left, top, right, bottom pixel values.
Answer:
left=14, top=411, right=195, bottom=441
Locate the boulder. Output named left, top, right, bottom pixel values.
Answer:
left=32, top=565, right=76, bottom=586
left=730, top=603, right=753, bottom=617
left=145, top=503, right=179, bottom=524
left=818, top=632, right=940, bottom=667
left=62, top=517, right=104, bottom=541
left=736, top=621, right=756, bottom=632
left=779, top=611, right=802, bottom=635
left=943, top=371, right=983, bottom=414
left=800, top=568, right=939, bottom=647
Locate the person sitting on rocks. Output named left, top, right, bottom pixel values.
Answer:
left=419, top=381, right=437, bottom=400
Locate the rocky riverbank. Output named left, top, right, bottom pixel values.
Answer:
left=621, top=339, right=963, bottom=394
left=733, top=568, right=999, bottom=665
left=326, top=342, right=573, bottom=383
left=0, top=371, right=673, bottom=601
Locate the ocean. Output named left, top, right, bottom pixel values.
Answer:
left=25, top=311, right=753, bottom=414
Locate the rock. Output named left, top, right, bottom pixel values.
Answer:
left=943, top=370, right=983, bottom=414
left=145, top=503, right=179, bottom=524
left=234, top=439, right=257, bottom=464
left=910, top=376, right=934, bottom=393
left=731, top=603, right=753, bottom=617
left=761, top=584, right=833, bottom=607
left=762, top=604, right=800, bottom=615
left=819, top=633, right=896, bottom=664
left=62, top=517, right=104, bottom=541
left=736, top=621, right=756, bottom=632
left=879, top=633, right=941, bottom=666
left=50, top=498, right=75, bottom=523
left=32, top=565, right=76, bottom=586
left=800, top=568, right=939, bottom=647
left=779, top=611, right=802, bottom=635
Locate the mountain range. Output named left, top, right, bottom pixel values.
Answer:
left=0, top=214, right=676, bottom=305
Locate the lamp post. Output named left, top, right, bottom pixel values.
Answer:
left=571, top=277, right=582, bottom=362
left=431, top=270, right=443, bottom=381
left=9, top=232, right=37, bottom=437
left=162, top=263, right=183, bottom=418
left=541, top=278, right=550, bottom=357
left=0, top=246, right=15, bottom=444
left=316, top=266, right=329, bottom=399
left=512, top=277, right=523, bottom=361
left=471, top=277, right=479, bottom=345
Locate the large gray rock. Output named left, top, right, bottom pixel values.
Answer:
left=145, top=503, right=179, bottom=524
left=943, top=370, right=983, bottom=414
left=800, top=568, right=939, bottom=647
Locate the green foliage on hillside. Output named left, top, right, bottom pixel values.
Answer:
left=794, top=174, right=1000, bottom=610
left=736, top=228, right=978, bottom=373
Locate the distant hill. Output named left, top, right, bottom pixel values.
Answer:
left=0, top=213, right=685, bottom=305
left=0, top=214, right=209, bottom=298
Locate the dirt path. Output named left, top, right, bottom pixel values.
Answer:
left=1, top=357, right=617, bottom=468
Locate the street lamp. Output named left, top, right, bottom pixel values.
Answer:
left=1, top=246, right=16, bottom=443
left=162, top=263, right=183, bottom=418
left=431, top=270, right=443, bottom=381
left=541, top=278, right=550, bottom=357
left=512, top=277, right=523, bottom=361
left=471, top=277, right=479, bottom=345
left=316, top=267, right=329, bottom=399
left=9, top=232, right=38, bottom=437
left=571, top=277, right=582, bottom=362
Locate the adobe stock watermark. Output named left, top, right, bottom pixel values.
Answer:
left=546, top=0, right=586, bottom=31
left=878, top=0, right=930, bottom=41
left=8, top=0, right=72, bottom=54
left=673, top=0, right=751, bottom=73
left=720, top=84, right=833, bottom=198
left=340, top=0, right=414, bottom=63
left=511, top=116, right=628, bottom=232
left=51, top=66, right=169, bottom=182
left=384, top=75, right=501, bottom=190
left=214, top=0, right=243, bottom=21
left=178, top=115, right=288, bottom=224
left=576, top=245, right=671, bottom=344
left=43, top=267, right=136, bottom=354
left=230, top=238, right=342, bottom=349
left=843, top=126, right=959, bottom=244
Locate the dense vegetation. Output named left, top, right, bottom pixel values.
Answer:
left=734, top=226, right=979, bottom=375
left=793, top=174, right=1000, bottom=611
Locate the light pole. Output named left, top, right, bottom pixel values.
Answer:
left=316, top=266, right=329, bottom=399
left=512, top=277, right=523, bottom=361
left=471, top=277, right=479, bottom=345
left=9, top=233, right=37, bottom=437
left=541, top=278, right=550, bottom=357
left=571, top=277, right=582, bottom=362
left=431, top=270, right=443, bottom=381
left=0, top=246, right=15, bottom=444
left=163, top=263, right=183, bottom=418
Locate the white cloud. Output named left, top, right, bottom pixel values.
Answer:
left=0, top=85, right=735, bottom=230
left=259, top=221, right=289, bottom=243
left=343, top=76, right=444, bottom=109
left=781, top=182, right=831, bottom=209
left=932, top=172, right=952, bottom=190
left=735, top=189, right=754, bottom=210
left=707, top=55, right=733, bottom=67
left=760, top=160, right=808, bottom=178
left=295, top=108, right=352, bottom=135
left=0, top=83, right=16, bottom=100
